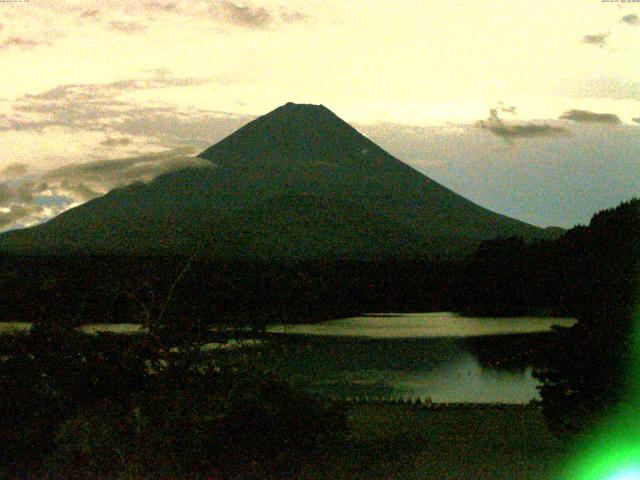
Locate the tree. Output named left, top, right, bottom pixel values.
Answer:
left=534, top=199, right=640, bottom=437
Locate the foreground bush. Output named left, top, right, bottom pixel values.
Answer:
left=0, top=322, right=346, bottom=479
left=47, top=371, right=346, bottom=479
left=0, top=322, right=153, bottom=465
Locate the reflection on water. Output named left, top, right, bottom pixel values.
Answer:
left=267, top=312, right=575, bottom=338
left=260, top=336, right=543, bottom=403
left=0, top=313, right=576, bottom=404
left=0, top=323, right=147, bottom=335
left=263, top=313, right=576, bottom=403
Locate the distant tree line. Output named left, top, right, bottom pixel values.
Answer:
left=0, top=255, right=462, bottom=327
left=462, top=199, right=640, bottom=436
left=459, top=199, right=639, bottom=321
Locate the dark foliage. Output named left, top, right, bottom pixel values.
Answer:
left=534, top=200, right=640, bottom=436
left=462, top=199, right=639, bottom=437
left=461, top=199, right=639, bottom=322
left=0, top=323, right=154, bottom=465
left=0, top=256, right=462, bottom=327
left=460, top=236, right=579, bottom=317
left=0, top=317, right=346, bottom=478
left=466, top=333, right=556, bottom=373
left=45, top=368, right=344, bottom=479
left=461, top=199, right=640, bottom=436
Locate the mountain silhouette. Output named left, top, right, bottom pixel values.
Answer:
left=0, top=103, right=551, bottom=260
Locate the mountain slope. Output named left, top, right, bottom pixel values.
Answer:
left=0, top=102, right=549, bottom=260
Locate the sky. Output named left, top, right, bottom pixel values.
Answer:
left=0, top=0, right=639, bottom=231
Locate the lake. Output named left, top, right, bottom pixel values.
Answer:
left=0, top=312, right=576, bottom=404
left=263, top=312, right=576, bottom=404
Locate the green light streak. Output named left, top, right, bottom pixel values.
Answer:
left=558, top=303, right=640, bottom=480
left=608, top=470, right=640, bottom=480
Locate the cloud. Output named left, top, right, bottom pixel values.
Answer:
left=109, top=21, right=148, bottom=34
left=41, top=147, right=210, bottom=197
left=476, top=108, right=566, bottom=141
left=581, top=32, right=608, bottom=47
left=143, top=1, right=179, bottom=12
left=0, top=73, right=254, bottom=233
left=21, top=72, right=210, bottom=103
left=80, top=4, right=177, bottom=25
left=281, top=10, right=308, bottom=23
left=2, top=73, right=252, bottom=154
left=17, top=181, right=49, bottom=203
left=557, top=77, right=640, bottom=102
left=497, top=102, right=517, bottom=114
left=80, top=9, right=101, bottom=19
left=559, top=109, right=621, bottom=124
left=100, top=137, right=133, bottom=148
left=0, top=163, right=29, bottom=178
left=622, top=14, right=640, bottom=26
left=216, top=1, right=272, bottom=29
left=0, top=148, right=215, bottom=232
left=487, top=123, right=567, bottom=139
left=0, top=36, right=48, bottom=51
left=0, top=180, right=47, bottom=204
left=0, top=178, right=50, bottom=227
left=5, top=71, right=214, bottom=134
left=0, top=184, right=12, bottom=204
left=0, top=204, right=44, bottom=228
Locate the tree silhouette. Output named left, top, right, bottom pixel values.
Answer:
left=534, top=199, right=640, bottom=436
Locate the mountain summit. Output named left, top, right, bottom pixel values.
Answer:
left=0, top=103, right=547, bottom=259
left=198, top=102, right=386, bottom=169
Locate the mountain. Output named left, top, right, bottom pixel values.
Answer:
left=0, top=102, right=551, bottom=260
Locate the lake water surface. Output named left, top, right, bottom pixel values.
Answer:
left=0, top=313, right=576, bottom=404
left=264, top=312, right=576, bottom=403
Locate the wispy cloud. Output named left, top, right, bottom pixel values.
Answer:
left=80, top=9, right=101, bottom=19
left=41, top=147, right=209, bottom=196
left=581, top=32, right=608, bottom=47
left=621, top=14, right=639, bottom=26
left=109, top=21, right=148, bottom=34
left=215, top=1, right=273, bottom=29
left=0, top=163, right=29, bottom=178
left=281, top=10, right=308, bottom=23
left=5, top=71, right=214, bottom=134
left=79, top=4, right=176, bottom=25
left=211, top=2, right=308, bottom=28
left=143, top=1, right=179, bottom=12
left=476, top=108, right=566, bottom=141
left=0, top=72, right=252, bottom=230
left=0, top=36, right=49, bottom=51
left=0, top=204, right=44, bottom=229
left=99, top=137, right=133, bottom=148
left=485, top=123, right=566, bottom=139
left=0, top=181, right=47, bottom=206
left=497, top=102, right=517, bottom=114
left=21, top=73, right=210, bottom=104
left=559, top=109, right=621, bottom=124
left=0, top=148, right=214, bottom=231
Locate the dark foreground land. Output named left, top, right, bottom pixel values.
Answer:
left=294, top=404, right=567, bottom=480
left=1, top=403, right=570, bottom=480
left=3, top=199, right=637, bottom=479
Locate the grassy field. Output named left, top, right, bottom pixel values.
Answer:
left=293, top=404, right=571, bottom=480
